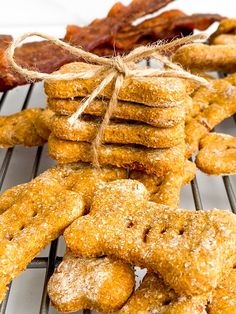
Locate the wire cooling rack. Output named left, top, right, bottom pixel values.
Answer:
left=0, top=77, right=235, bottom=313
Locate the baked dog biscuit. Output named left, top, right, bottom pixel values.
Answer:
left=0, top=183, right=27, bottom=214
left=210, top=34, right=236, bottom=45
left=48, top=135, right=185, bottom=176
left=185, top=78, right=236, bottom=157
left=209, top=19, right=236, bottom=45
left=196, top=133, right=236, bottom=175
left=0, top=159, right=192, bottom=212
left=0, top=108, right=45, bottom=148
left=119, top=273, right=207, bottom=314
left=48, top=250, right=135, bottom=313
left=51, top=115, right=184, bottom=148
left=0, top=173, right=85, bottom=301
left=44, top=62, right=190, bottom=106
left=208, top=263, right=236, bottom=313
left=172, top=43, right=236, bottom=73
left=47, top=97, right=187, bottom=127
left=33, top=108, right=53, bottom=140
left=64, top=179, right=236, bottom=296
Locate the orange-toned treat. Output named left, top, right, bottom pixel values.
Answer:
left=0, top=183, right=27, bottom=214
left=0, top=162, right=191, bottom=302
left=0, top=108, right=45, bottom=148
left=48, top=135, right=185, bottom=177
left=47, top=97, right=187, bottom=127
left=183, top=159, right=196, bottom=184
left=172, top=43, right=236, bottom=73
left=208, top=263, right=236, bottom=313
left=48, top=250, right=135, bottom=313
left=185, top=77, right=236, bottom=157
left=0, top=160, right=191, bottom=212
left=209, top=19, right=236, bottom=45
left=33, top=108, right=53, bottom=140
left=44, top=62, right=191, bottom=106
left=196, top=133, right=236, bottom=175
left=211, top=34, right=236, bottom=45
left=51, top=115, right=184, bottom=148
left=131, top=170, right=183, bottom=208
left=64, top=179, right=236, bottom=296
left=120, top=273, right=207, bottom=314
left=0, top=171, right=85, bottom=302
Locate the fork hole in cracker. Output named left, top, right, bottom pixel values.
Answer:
left=7, top=234, right=14, bottom=241
left=178, top=228, right=185, bottom=235
left=142, top=226, right=152, bottom=243
left=160, top=227, right=167, bottom=234
left=127, top=221, right=134, bottom=228
left=205, top=300, right=211, bottom=313
left=162, top=298, right=172, bottom=306
left=32, top=211, right=38, bottom=218
left=19, top=224, right=25, bottom=231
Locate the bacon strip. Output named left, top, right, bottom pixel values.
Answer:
left=0, top=0, right=222, bottom=92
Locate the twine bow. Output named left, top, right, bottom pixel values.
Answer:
left=6, top=32, right=209, bottom=166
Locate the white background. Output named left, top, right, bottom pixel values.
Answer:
left=0, top=0, right=236, bottom=37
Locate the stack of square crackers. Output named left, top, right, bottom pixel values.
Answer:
left=45, top=62, right=191, bottom=206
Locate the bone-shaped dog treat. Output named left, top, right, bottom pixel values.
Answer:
left=48, top=135, right=185, bottom=176
left=119, top=273, right=208, bottom=314
left=0, top=175, right=85, bottom=301
left=0, top=163, right=189, bottom=302
left=208, top=263, right=236, bottom=314
left=172, top=43, right=236, bottom=73
left=196, top=133, right=236, bottom=175
left=51, top=115, right=184, bottom=148
left=211, top=34, right=236, bottom=45
left=44, top=62, right=190, bottom=106
left=47, top=96, right=187, bottom=127
left=48, top=250, right=135, bottom=313
left=0, top=160, right=193, bottom=213
left=209, top=19, right=236, bottom=45
left=64, top=180, right=236, bottom=296
left=185, top=78, right=236, bottom=157
left=33, top=108, right=53, bottom=140
left=0, top=183, right=27, bottom=214
left=0, top=108, right=45, bottom=148
left=121, top=263, right=236, bottom=313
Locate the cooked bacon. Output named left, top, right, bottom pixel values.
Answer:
left=64, top=0, right=174, bottom=49
left=0, top=0, right=223, bottom=92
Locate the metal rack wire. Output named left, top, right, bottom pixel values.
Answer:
left=0, top=78, right=235, bottom=314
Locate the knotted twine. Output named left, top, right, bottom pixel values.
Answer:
left=6, top=32, right=209, bottom=166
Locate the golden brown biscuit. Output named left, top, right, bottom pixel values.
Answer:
left=33, top=108, right=53, bottom=140
left=44, top=62, right=190, bottom=106
left=48, top=134, right=185, bottom=177
left=0, top=108, right=45, bottom=148
left=47, top=97, right=187, bottom=127
left=51, top=115, right=184, bottom=149
left=119, top=273, right=207, bottom=314
left=0, top=183, right=27, bottom=214
left=185, top=78, right=236, bottom=157
left=195, top=133, right=236, bottom=175
left=183, top=159, right=196, bottom=184
left=208, top=263, right=236, bottom=313
left=0, top=160, right=193, bottom=212
left=211, top=34, right=236, bottom=45
left=0, top=174, right=85, bottom=301
left=48, top=250, right=135, bottom=313
left=172, top=43, right=236, bottom=73
left=64, top=179, right=236, bottom=296
left=209, top=19, right=236, bottom=45
left=0, top=162, right=192, bottom=301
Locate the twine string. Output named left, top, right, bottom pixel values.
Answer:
left=6, top=32, right=209, bottom=167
